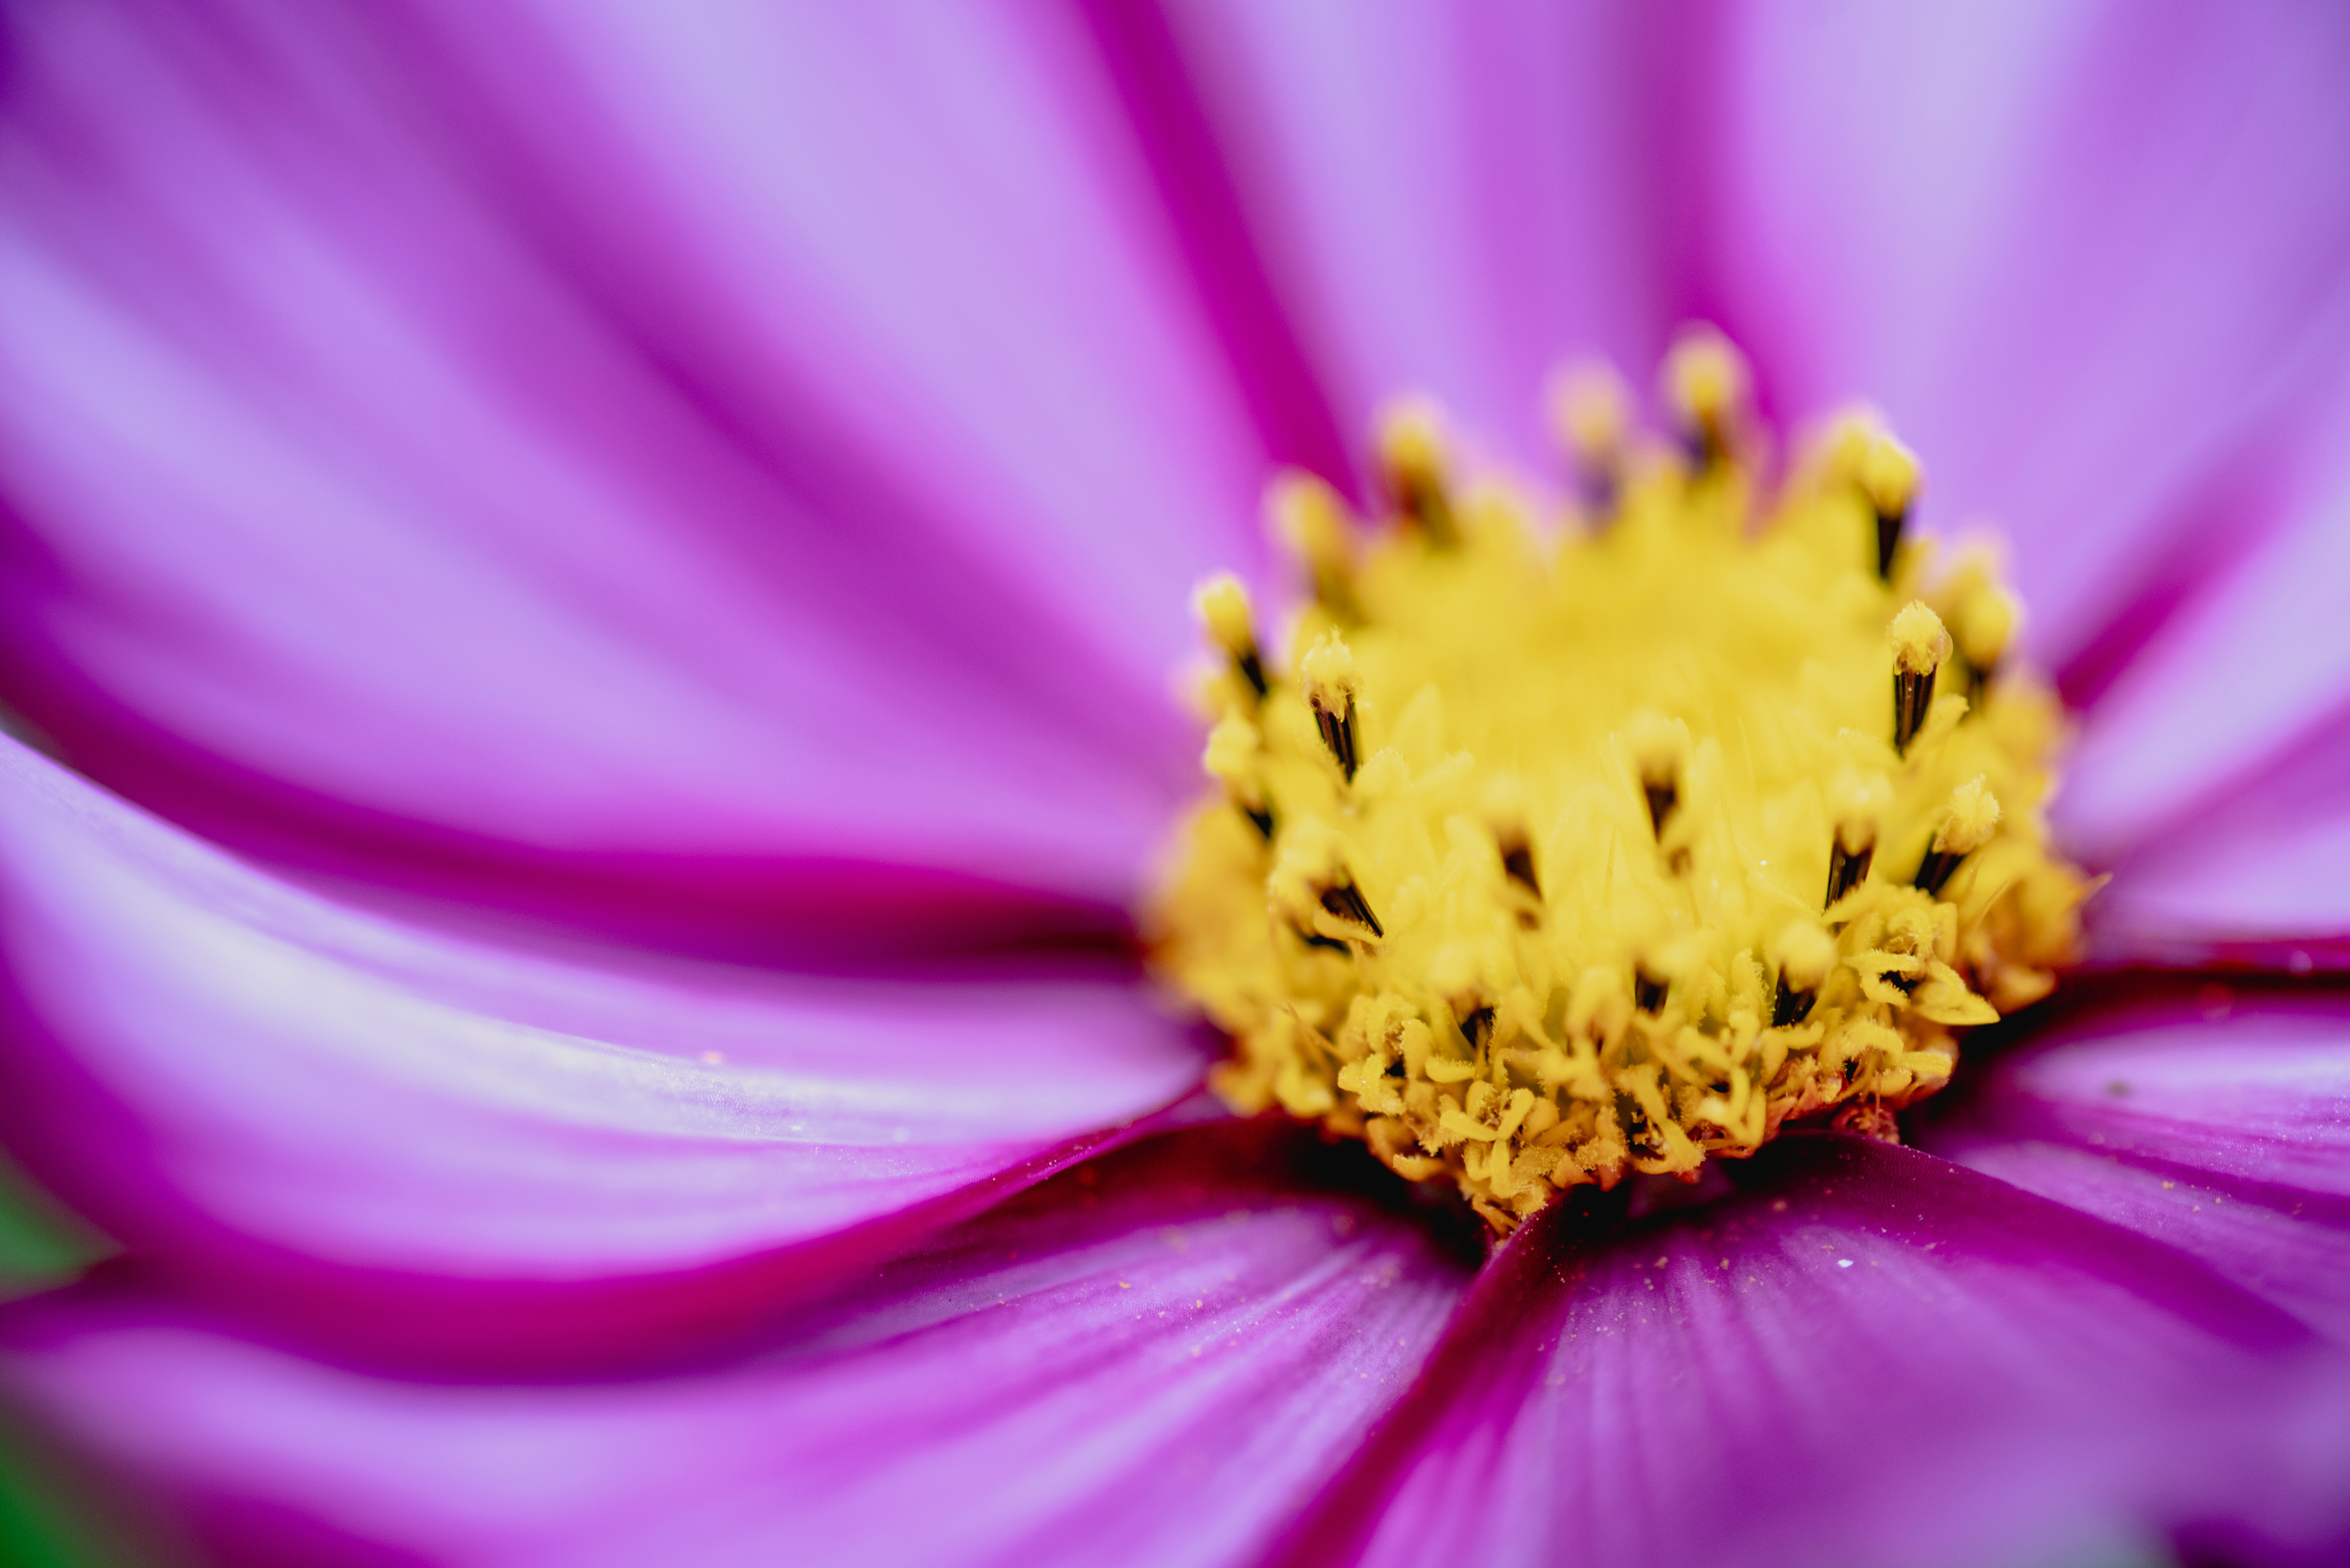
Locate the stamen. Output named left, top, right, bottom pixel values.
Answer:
left=1914, top=777, right=2002, bottom=896
left=1825, top=835, right=1875, bottom=909
left=1500, top=838, right=1541, bottom=899
left=1481, top=778, right=1544, bottom=924
left=1856, top=433, right=1920, bottom=580
left=1550, top=362, right=1632, bottom=513
left=1320, top=880, right=1384, bottom=938
left=1633, top=966, right=1669, bottom=1014
left=1771, top=922, right=1837, bottom=1026
left=1825, top=768, right=1889, bottom=908
left=1628, top=714, right=1691, bottom=875
left=1953, top=579, right=2020, bottom=702
left=1888, top=600, right=1949, bottom=756
left=1267, top=473, right=1361, bottom=620
left=1299, top=633, right=1362, bottom=781
left=1377, top=401, right=1458, bottom=546
left=1152, top=340, right=2089, bottom=1232
left=1270, top=819, right=1383, bottom=943
left=1194, top=574, right=1268, bottom=699
left=1203, top=713, right=1273, bottom=839
left=1664, top=330, right=1745, bottom=470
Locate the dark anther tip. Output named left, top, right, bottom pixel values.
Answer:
left=1634, top=969, right=1668, bottom=1013
left=1770, top=978, right=1816, bottom=1028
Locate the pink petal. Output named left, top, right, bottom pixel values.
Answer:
left=0, top=2, right=1274, bottom=944
left=1153, top=0, right=1698, bottom=472
left=1714, top=2, right=2350, bottom=674
left=0, top=737, right=1207, bottom=1367
left=2055, top=383, right=2350, bottom=961
left=1273, top=1134, right=2350, bottom=1568
left=1923, top=987, right=2350, bottom=1341
left=2081, top=718, right=2350, bottom=969
left=1, top=1124, right=1472, bottom=1568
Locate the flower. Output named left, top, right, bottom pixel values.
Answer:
left=2, top=5, right=2349, bottom=1567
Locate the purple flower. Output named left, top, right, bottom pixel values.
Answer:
left=2, top=5, right=2348, bottom=1566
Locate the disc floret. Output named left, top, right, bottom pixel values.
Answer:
left=1150, top=338, right=2092, bottom=1233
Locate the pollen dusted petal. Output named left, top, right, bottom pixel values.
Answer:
left=1153, top=358, right=2088, bottom=1231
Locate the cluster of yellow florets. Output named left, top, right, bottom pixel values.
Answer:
left=1149, top=333, right=2092, bottom=1233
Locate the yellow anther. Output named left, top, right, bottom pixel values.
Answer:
left=1889, top=600, right=1950, bottom=756
left=1912, top=777, right=2002, bottom=897
left=1935, top=777, right=2003, bottom=857
left=1663, top=329, right=1746, bottom=459
left=1376, top=399, right=1456, bottom=544
left=1773, top=921, right=1839, bottom=994
left=1954, top=582, right=2020, bottom=674
left=1625, top=711, right=1687, bottom=841
left=1193, top=572, right=1267, bottom=702
left=1816, top=409, right=1882, bottom=478
left=1549, top=361, right=1632, bottom=492
left=1266, top=472, right=1359, bottom=610
left=1625, top=710, right=1687, bottom=786
left=1827, top=767, right=1891, bottom=853
left=1478, top=772, right=1531, bottom=828
left=1823, top=766, right=1890, bottom=908
left=1151, top=339, right=2087, bottom=1232
left=1888, top=600, right=1950, bottom=675
left=1202, top=714, right=1271, bottom=836
left=1813, top=412, right=1921, bottom=577
left=1194, top=574, right=1256, bottom=661
left=1855, top=433, right=1921, bottom=524
left=1299, top=631, right=1362, bottom=782
left=1270, top=818, right=1383, bottom=943
left=1202, top=711, right=1258, bottom=788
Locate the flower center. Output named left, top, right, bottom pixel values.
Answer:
left=1149, top=333, right=2092, bottom=1233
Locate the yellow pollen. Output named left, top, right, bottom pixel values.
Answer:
left=1148, top=336, right=2093, bottom=1234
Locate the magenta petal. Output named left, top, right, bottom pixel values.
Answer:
left=1275, top=1134, right=2350, bottom=1568
left=2087, top=761, right=2350, bottom=969
left=0, top=737, right=1207, bottom=1366
left=1716, top=2, right=2350, bottom=672
left=1, top=1125, right=1472, bottom=1568
left=1155, top=0, right=1693, bottom=471
left=1922, top=990, right=2350, bottom=1341
left=0, top=3, right=1270, bottom=939
left=2056, top=404, right=2350, bottom=962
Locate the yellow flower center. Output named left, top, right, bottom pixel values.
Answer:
left=1148, top=333, right=2093, bottom=1234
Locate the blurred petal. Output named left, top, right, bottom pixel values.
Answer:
left=1924, top=989, right=2350, bottom=1341
left=1715, top=0, right=2350, bottom=674
left=0, top=737, right=1207, bottom=1367
left=2080, top=714, right=2350, bottom=969
left=2056, top=377, right=2350, bottom=962
left=1273, top=1134, right=2350, bottom=1568
left=0, top=1, right=1278, bottom=946
left=1157, top=0, right=1699, bottom=471
left=1, top=1125, right=1473, bottom=1568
